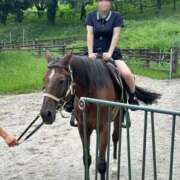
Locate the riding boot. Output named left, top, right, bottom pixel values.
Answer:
left=128, top=93, right=139, bottom=106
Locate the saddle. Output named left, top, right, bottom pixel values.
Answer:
left=103, top=59, right=131, bottom=128
left=104, top=59, right=128, bottom=102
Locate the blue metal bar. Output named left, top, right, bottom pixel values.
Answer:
left=169, top=115, right=176, bottom=180
left=106, top=106, right=112, bottom=180
left=125, top=109, right=132, bottom=180
left=80, top=98, right=180, bottom=116
left=142, top=111, right=148, bottom=180
left=151, top=112, right=157, bottom=180
left=117, top=108, right=123, bottom=180
left=82, top=109, right=90, bottom=180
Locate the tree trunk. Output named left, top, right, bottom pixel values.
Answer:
left=47, top=0, right=58, bottom=25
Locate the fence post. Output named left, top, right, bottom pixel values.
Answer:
left=38, top=43, right=41, bottom=56
left=62, top=42, right=66, bottom=55
left=169, top=48, right=173, bottom=79
left=169, top=48, right=178, bottom=79
left=172, top=48, right=178, bottom=73
left=9, top=32, right=12, bottom=44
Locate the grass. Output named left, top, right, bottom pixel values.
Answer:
left=0, top=51, right=179, bottom=94
left=0, top=51, right=46, bottom=94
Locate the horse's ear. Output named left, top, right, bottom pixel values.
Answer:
left=64, top=53, right=73, bottom=64
left=45, top=50, right=53, bottom=63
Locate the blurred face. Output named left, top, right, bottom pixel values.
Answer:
left=97, top=0, right=112, bottom=12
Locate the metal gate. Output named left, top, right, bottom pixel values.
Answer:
left=79, top=97, right=180, bottom=180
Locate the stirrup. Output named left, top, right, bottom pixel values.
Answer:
left=122, top=120, right=131, bottom=128
left=121, top=108, right=131, bottom=128
left=128, top=94, right=139, bottom=111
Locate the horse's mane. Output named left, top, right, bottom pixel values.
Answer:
left=70, top=56, right=111, bottom=91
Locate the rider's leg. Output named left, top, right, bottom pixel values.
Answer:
left=115, top=60, right=135, bottom=93
left=115, top=60, right=139, bottom=105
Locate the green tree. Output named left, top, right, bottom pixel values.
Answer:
left=0, top=0, right=32, bottom=24
left=33, top=0, right=48, bottom=18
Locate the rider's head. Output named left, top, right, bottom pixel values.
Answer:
left=97, top=0, right=112, bottom=12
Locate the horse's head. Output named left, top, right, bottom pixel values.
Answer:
left=40, top=51, right=72, bottom=124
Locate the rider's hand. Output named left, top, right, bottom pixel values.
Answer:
left=4, top=132, right=18, bottom=147
left=88, top=53, right=97, bottom=60
left=103, top=52, right=112, bottom=61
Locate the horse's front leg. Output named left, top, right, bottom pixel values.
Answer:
left=78, top=123, right=92, bottom=177
left=98, top=127, right=108, bottom=180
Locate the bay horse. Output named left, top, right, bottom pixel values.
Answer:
left=40, top=52, right=160, bottom=180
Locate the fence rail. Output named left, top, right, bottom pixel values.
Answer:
left=79, top=97, right=180, bottom=180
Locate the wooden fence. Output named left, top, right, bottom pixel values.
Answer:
left=0, top=38, right=179, bottom=79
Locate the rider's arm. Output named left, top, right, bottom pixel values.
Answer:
left=108, top=27, right=121, bottom=55
left=109, top=13, right=124, bottom=56
left=86, top=25, right=94, bottom=54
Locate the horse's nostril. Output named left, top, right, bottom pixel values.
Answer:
left=46, top=111, right=53, bottom=119
left=41, top=110, right=55, bottom=124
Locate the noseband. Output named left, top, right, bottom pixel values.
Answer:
left=43, top=93, right=61, bottom=102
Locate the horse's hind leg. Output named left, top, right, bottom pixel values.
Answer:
left=112, top=113, right=122, bottom=173
left=98, top=127, right=108, bottom=180
left=112, top=117, right=120, bottom=159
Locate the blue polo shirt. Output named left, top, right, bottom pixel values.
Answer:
left=85, top=10, right=124, bottom=54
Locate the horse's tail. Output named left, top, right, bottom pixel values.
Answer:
left=135, top=86, right=161, bottom=105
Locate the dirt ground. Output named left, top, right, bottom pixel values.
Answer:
left=0, top=76, right=180, bottom=180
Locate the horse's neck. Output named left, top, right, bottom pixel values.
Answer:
left=70, top=57, right=116, bottom=99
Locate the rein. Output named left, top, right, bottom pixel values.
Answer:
left=17, top=114, right=43, bottom=144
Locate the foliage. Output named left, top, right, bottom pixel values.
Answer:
left=0, top=0, right=178, bottom=25
left=0, top=0, right=32, bottom=24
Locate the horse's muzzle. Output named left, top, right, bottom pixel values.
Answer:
left=40, top=110, right=56, bottom=125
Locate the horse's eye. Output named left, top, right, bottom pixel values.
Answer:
left=59, top=80, right=65, bottom=84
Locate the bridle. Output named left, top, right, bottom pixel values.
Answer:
left=17, top=63, right=75, bottom=144
left=43, top=64, right=75, bottom=104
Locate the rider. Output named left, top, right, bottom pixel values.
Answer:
left=85, top=0, right=139, bottom=105
left=0, top=126, right=17, bottom=147
left=65, top=0, right=139, bottom=125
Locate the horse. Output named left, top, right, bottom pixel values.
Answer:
left=40, top=52, right=161, bottom=180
